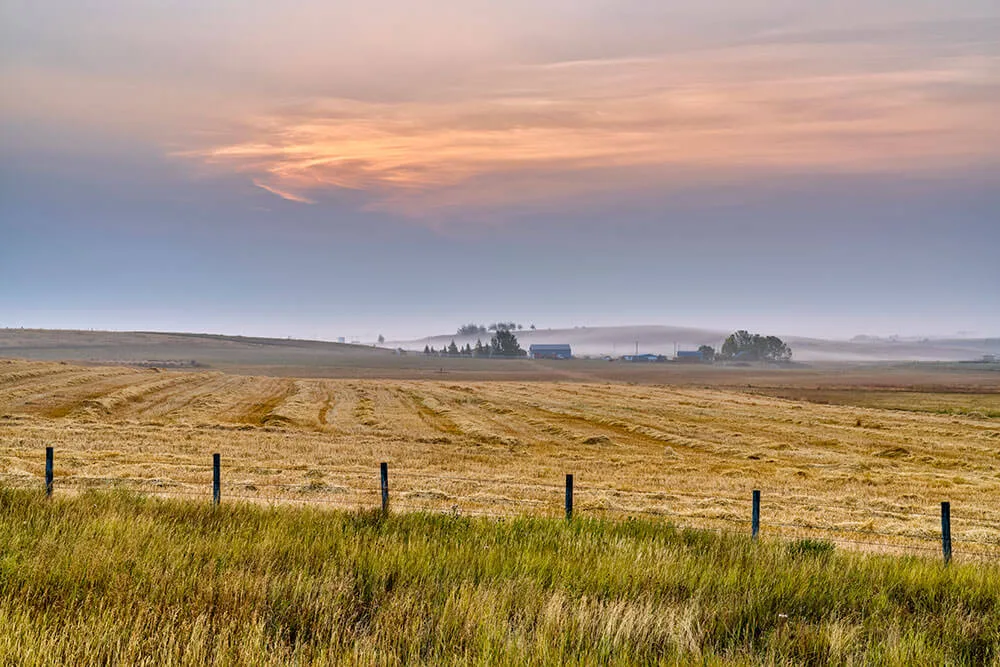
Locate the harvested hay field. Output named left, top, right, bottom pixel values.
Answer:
left=1, top=359, right=998, bottom=560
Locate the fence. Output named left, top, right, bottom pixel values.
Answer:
left=7, top=446, right=1000, bottom=564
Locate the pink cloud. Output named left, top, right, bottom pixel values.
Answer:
left=179, top=42, right=999, bottom=218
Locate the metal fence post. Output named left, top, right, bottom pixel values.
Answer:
left=941, top=501, right=952, bottom=564
left=380, top=462, right=389, bottom=513
left=565, top=474, right=574, bottom=521
left=752, top=490, right=760, bottom=540
left=212, top=453, right=221, bottom=505
left=45, top=447, right=54, bottom=498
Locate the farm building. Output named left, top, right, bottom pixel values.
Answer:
left=621, top=353, right=664, bottom=362
left=675, top=350, right=705, bottom=362
left=529, top=344, right=572, bottom=360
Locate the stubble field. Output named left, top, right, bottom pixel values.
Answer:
left=2, top=358, right=998, bottom=559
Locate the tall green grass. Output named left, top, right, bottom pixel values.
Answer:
left=1, top=488, right=997, bottom=665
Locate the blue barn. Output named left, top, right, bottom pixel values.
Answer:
left=529, top=344, right=573, bottom=360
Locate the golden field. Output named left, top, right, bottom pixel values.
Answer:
left=1, top=359, right=998, bottom=560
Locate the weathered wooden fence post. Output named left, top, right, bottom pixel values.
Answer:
left=752, top=490, right=761, bottom=540
left=380, top=462, right=389, bottom=513
left=212, top=453, right=221, bottom=505
left=45, top=447, right=54, bottom=498
left=941, top=501, right=952, bottom=564
left=565, top=474, right=574, bottom=521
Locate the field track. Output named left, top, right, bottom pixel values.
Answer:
left=2, top=359, right=998, bottom=559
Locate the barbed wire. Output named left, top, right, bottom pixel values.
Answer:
left=760, top=496, right=1000, bottom=525
left=8, top=463, right=996, bottom=529
left=4, top=464, right=999, bottom=558
left=3, top=467, right=997, bottom=531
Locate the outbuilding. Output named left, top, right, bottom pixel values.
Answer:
left=621, top=353, right=663, bottom=362
left=529, top=344, right=573, bottom=360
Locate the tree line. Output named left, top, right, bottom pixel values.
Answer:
left=426, top=329, right=526, bottom=357
left=456, top=322, right=536, bottom=336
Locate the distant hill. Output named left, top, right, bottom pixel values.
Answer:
left=390, top=326, right=1000, bottom=362
left=0, top=329, right=388, bottom=373
left=3, top=327, right=997, bottom=368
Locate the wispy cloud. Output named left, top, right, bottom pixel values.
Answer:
left=178, top=35, right=997, bottom=218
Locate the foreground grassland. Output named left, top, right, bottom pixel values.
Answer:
left=1, top=489, right=997, bottom=665
left=1, top=360, right=999, bottom=557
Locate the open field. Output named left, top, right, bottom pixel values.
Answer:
left=2, top=359, right=998, bottom=559
left=1, top=489, right=997, bottom=665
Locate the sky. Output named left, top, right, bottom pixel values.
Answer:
left=1, top=0, right=998, bottom=341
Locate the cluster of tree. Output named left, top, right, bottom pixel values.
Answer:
left=456, top=323, right=488, bottom=336
left=425, top=329, right=526, bottom=358
left=718, top=330, right=792, bottom=362
left=456, top=322, right=536, bottom=335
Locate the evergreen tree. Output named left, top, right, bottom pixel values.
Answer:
left=424, top=345, right=430, bottom=355
left=448, top=339, right=459, bottom=355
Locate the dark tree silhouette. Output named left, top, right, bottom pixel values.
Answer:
left=720, top=331, right=791, bottom=362
left=490, top=329, right=526, bottom=357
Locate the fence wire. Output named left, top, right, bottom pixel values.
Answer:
left=3, top=461, right=998, bottom=562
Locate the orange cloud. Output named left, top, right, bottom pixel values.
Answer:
left=182, top=44, right=999, bottom=217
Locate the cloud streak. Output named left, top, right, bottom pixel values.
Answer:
left=183, top=39, right=998, bottom=217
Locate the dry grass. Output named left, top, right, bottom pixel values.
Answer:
left=1, top=359, right=998, bottom=559
left=747, top=387, right=1000, bottom=418
left=2, top=489, right=998, bottom=665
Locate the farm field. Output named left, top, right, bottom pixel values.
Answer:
left=1, top=359, right=998, bottom=559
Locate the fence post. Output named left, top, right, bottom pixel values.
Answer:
left=565, top=474, right=574, bottom=521
left=212, top=453, right=221, bottom=506
left=380, top=462, right=389, bottom=513
left=752, top=490, right=760, bottom=540
left=941, top=501, right=952, bottom=564
left=45, top=447, right=54, bottom=498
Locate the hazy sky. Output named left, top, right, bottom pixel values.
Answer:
left=2, top=1, right=998, bottom=340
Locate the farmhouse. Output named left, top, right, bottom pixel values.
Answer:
left=529, top=344, right=572, bottom=360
